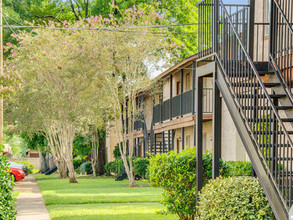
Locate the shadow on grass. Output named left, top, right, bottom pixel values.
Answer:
left=52, top=213, right=174, bottom=220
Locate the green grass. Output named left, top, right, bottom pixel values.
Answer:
left=35, top=174, right=177, bottom=220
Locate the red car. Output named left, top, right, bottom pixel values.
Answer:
left=9, top=167, right=25, bottom=181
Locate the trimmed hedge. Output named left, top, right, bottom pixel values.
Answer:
left=0, top=152, right=16, bottom=219
left=223, top=161, right=252, bottom=177
left=80, top=162, right=93, bottom=175
left=14, top=161, right=35, bottom=174
left=149, top=148, right=197, bottom=220
left=197, top=176, right=273, bottom=219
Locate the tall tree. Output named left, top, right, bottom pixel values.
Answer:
left=5, top=21, right=106, bottom=183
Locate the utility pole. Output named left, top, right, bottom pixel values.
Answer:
left=0, top=0, right=4, bottom=144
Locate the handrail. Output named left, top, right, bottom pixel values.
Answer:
left=269, top=0, right=293, bottom=96
left=272, top=0, right=293, bottom=35
left=217, top=0, right=293, bottom=147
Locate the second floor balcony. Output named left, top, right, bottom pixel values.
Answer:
left=153, top=88, right=213, bottom=124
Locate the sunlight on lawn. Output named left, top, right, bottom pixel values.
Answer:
left=35, top=175, right=177, bottom=220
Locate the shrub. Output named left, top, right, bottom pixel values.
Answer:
left=113, top=143, right=121, bottom=159
left=223, top=161, right=252, bottom=177
left=80, top=162, right=93, bottom=175
left=14, top=160, right=34, bottom=174
left=149, top=148, right=197, bottom=220
left=0, top=152, right=17, bottom=219
left=104, top=161, right=115, bottom=175
left=133, top=157, right=149, bottom=178
left=73, top=157, right=82, bottom=170
left=198, top=176, right=273, bottom=219
left=104, top=159, right=126, bottom=176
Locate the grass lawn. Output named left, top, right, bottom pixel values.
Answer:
left=35, top=174, right=177, bottom=220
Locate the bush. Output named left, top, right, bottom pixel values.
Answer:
left=80, top=162, right=93, bottom=175
left=133, top=157, right=149, bottom=178
left=149, top=148, right=197, bottom=220
left=113, top=143, right=121, bottom=159
left=14, top=160, right=34, bottom=174
left=0, top=152, right=17, bottom=219
left=104, top=159, right=126, bottom=176
left=104, top=161, right=115, bottom=175
left=73, top=157, right=82, bottom=170
left=197, top=176, right=273, bottom=219
left=223, top=161, right=252, bottom=177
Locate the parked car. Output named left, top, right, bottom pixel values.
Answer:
left=8, top=162, right=28, bottom=176
left=9, top=167, right=25, bottom=181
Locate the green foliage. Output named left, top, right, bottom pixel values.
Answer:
left=223, top=161, right=252, bottom=177
left=149, top=148, right=197, bottom=220
left=0, top=151, right=17, bottom=219
left=73, top=135, right=92, bottom=158
left=73, top=157, right=82, bottom=170
left=14, top=160, right=34, bottom=174
left=104, top=161, right=115, bottom=175
left=113, top=143, right=121, bottom=159
left=133, top=157, right=149, bottom=178
left=197, top=176, right=273, bottom=219
left=104, top=159, right=125, bottom=176
left=20, top=133, right=49, bottom=154
left=80, top=162, right=93, bottom=175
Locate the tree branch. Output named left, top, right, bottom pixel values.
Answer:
left=33, top=15, right=62, bottom=23
left=84, top=0, right=89, bottom=18
left=73, top=0, right=83, bottom=19
left=68, top=0, right=80, bottom=20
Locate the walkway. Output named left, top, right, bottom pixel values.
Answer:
left=15, top=175, right=51, bottom=220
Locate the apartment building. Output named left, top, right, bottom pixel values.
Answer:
left=107, top=0, right=293, bottom=218
left=106, top=53, right=247, bottom=163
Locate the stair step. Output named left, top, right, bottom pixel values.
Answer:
left=247, top=118, right=293, bottom=122
left=242, top=106, right=293, bottom=110
left=236, top=94, right=286, bottom=99
left=267, top=157, right=293, bottom=161
left=254, top=62, right=271, bottom=71
left=253, top=130, right=293, bottom=135
left=274, top=171, right=293, bottom=176
left=231, top=82, right=280, bottom=88
left=260, top=144, right=292, bottom=148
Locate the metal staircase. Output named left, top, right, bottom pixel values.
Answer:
left=198, top=0, right=293, bottom=219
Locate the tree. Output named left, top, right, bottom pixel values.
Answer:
left=5, top=20, right=106, bottom=183
left=85, top=6, right=181, bottom=186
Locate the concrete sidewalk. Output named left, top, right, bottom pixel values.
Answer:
left=15, top=175, right=51, bottom=220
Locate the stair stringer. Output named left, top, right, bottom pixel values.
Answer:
left=216, top=65, right=288, bottom=220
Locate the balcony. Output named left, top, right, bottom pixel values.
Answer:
left=153, top=88, right=213, bottom=124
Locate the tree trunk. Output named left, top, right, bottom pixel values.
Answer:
left=97, top=131, right=106, bottom=175
left=58, top=158, right=68, bottom=179
left=65, top=157, right=77, bottom=183
left=39, top=149, right=46, bottom=172
left=92, top=161, right=97, bottom=178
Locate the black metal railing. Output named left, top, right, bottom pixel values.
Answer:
left=215, top=0, right=293, bottom=212
left=198, top=0, right=250, bottom=58
left=134, top=114, right=144, bottom=130
left=153, top=88, right=213, bottom=123
left=198, top=0, right=214, bottom=58
left=270, top=0, right=293, bottom=93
